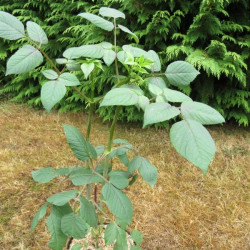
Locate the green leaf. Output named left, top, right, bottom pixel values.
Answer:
left=181, top=101, right=225, bottom=125
left=102, top=183, right=133, bottom=224
left=0, top=11, right=25, bottom=40
left=31, top=203, right=48, bottom=232
left=130, top=230, right=143, bottom=245
left=59, top=72, right=80, bottom=86
left=103, top=49, right=116, bottom=66
left=78, top=13, right=114, bottom=31
left=156, top=95, right=167, bottom=103
left=100, top=88, right=139, bottom=107
left=118, top=25, right=139, bottom=43
left=99, top=7, right=125, bottom=19
left=100, top=42, right=112, bottom=49
left=32, top=167, right=55, bottom=183
left=6, top=45, right=43, bottom=75
left=63, top=45, right=104, bottom=59
left=165, top=61, right=200, bottom=86
left=109, top=171, right=130, bottom=189
left=104, top=224, right=118, bottom=245
left=148, top=83, right=163, bottom=96
left=163, top=88, right=192, bottom=102
left=46, top=204, right=72, bottom=250
left=71, top=244, right=82, bottom=250
left=56, top=58, right=67, bottom=64
left=145, top=50, right=161, bottom=72
left=148, top=77, right=167, bottom=90
left=121, top=84, right=144, bottom=96
left=81, top=63, right=94, bottom=79
left=138, top=96, right=149, bottom=111
left=55, top=168, right=71, bottom=176
left=47, top=190, right=77, bottom=206
left=42, top=70, right=58, bottom=80
left=128, top=156, right=157, bottom=187
left=63, top=124, right=97, bottom=161
left=122, top=45, right=147, bottom=57
left=115, top=227, right=127, bottom=250
left=41, top=80, right=66, bottom=112
left=79, top=195, right=97, bottom=227
left=139, top=161, right=157, bottom=187
left=118, top=153, right=130, bottom=167
left=70, top=167, right=103, bottom=186
left=170, top=119, right=216, bottom=174
left=26, top=21, right=48, bottom=44
left=61, top=213, right=88, bottom=239
left=128, top=156, right=143, bottom=171
left=143, top=103, right=180, bottom=127
left=66, top=60, right=81, bottom=71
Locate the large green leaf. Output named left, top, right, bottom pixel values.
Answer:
left=143, top=103, right=180, bottom=127
left=128, top=156, right=157, bottom=187
left=0, top=11, right=25, bottom=40
left=63, top=45, right=104, bottom=59
left=118, top=25, right=138, bottom=43
left=122, top=45, right=147, bottom=57
left=41, top=80, right=66, bottom=112
left=26, top=21, right=48, bottom=44
left=181, top=101, right=225, bottom=125
left=148, top=82, right=163, bottom=96
left=100, top=88, right=139, bottom=107
left=163, top=88, right=192, bottom=102
left=66, top=60, right=81, bottom=71
left=104, top=224, right=118, bottom=245
left=130, top=230, right=143, bottom=245
left=139, top=161, right=157, bottom=187
left=70, top=167, right=103, bottom=186
left=61, top=213, right=88, bottom=239
left=42, top=70, right=58, bottom=80
left=165, top=61, right=199, bottom=86
left=170, top=119, right=216, bottom=174
left=31, top=203, right=48, bottom=232
left=109, top=171, right=130, bottom=189
left=46, top=204, right=72, bottom=250
left=58, top=72, right=80, bottom=86
left=103, top=49, right=116, bottom=66
left=138, top=95, right=149, bottom=111
left=32, top=167, right=55, bottom=183
left=99, top=7, right=125, bottom=19
left=114, top=226, right=127, bottom=249
left=79, top=195, right=97, bottom=227
left=78, top=12, right=114, bottom=31
left=102, top=183, right=133, bottom=224
left=63, top=124, right=97, bottom=161
left=81, top=62, right=94, bottom=79
left=145, top=50, right=161, bottom=72
left=47, top=190, right=78, bottom=206
left=6, top=45, right=43, bottom=75
left=147, top=77, right=167, bottom=90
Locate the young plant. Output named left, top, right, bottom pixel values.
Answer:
left=0, top=7, right=225, bottom=250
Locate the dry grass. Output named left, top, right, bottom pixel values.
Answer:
left=0, top=102, right=249, bottom=250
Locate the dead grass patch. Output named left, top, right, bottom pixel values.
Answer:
left=0, top=102, right=249, bottom=249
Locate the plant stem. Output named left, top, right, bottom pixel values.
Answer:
left=103, top=19, right=122, bottom=178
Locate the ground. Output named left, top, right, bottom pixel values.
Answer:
left=0, top=102, right=249, bottom=249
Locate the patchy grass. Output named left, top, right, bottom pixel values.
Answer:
left=0, top=102, right=249, bottom=249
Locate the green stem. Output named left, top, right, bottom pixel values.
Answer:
left=103, top=106, right=121, bottom=178
left=86, top=103, right=94, bottom=141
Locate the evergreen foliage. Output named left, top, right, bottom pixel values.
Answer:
left=0, top=0, right=249, bottom=125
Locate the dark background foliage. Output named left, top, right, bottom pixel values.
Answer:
left=0, top=0, right=249, bottom=125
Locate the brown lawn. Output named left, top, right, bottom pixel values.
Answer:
left=0, top=102, right=249, bottom=249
